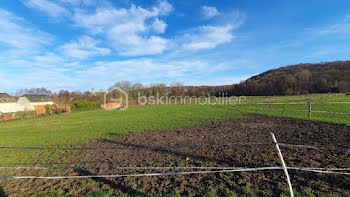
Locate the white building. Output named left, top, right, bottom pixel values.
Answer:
left=0, top=94, right=54, bottom=113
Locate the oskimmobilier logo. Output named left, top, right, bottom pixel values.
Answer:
left=104, top=90, right=246, bottom=111
left=138, top=93, right=246, bottom=105
left=104, top=87, right=128, bottom=110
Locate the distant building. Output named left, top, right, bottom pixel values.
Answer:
left=102, top=102, right=121, bottom=110
left=0, top=94, right=54, bottom=113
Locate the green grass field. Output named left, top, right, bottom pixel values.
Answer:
left=0, top=104, right=243, bottom=165
left=0, top=94, right=349, bottom=166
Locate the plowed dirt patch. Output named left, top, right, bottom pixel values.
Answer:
left=1, top=115, right=349, bottom=196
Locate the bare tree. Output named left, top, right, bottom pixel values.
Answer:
left=170, top=82, right=184, bottom=96
left=16, top=88, right=52, bottom=96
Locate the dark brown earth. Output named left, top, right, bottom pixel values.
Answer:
left=0, top=114, right=349, bottom=196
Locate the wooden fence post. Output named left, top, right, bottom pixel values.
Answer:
left=307, top=102, right=311, bottom=119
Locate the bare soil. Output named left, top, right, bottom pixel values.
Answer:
left=1, top=114, right=349, bottom=196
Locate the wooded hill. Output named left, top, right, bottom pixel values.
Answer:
left=231, top=61, right=350, bottom=96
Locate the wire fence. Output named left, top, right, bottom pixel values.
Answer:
left=0, top=136, right=349, bottom=175
left=0, top=142, right=272, bottom=151
left=233, top=101, right=350, bottom=121
left=0, top=142, right=349, bottom=153
left=1, top=165, right=350, bottom=171
left=1, top=167, right=350, bottom=180
left=0, top=132, right=349, bottom=197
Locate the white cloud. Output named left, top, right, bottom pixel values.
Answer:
left=0, top=67, right=74, bottom=92
left=177, top=10, right=245, bottom=51
left=73, top=1, right=172, bottom=56
left=60, top=36, right=111, bottom=59
left=0, top=50, right=252, bottom=92
left=182, top=74, right=254, bottom=86
left=156, top=0, right=173, bottom=15
left=0, top=2, right=251, bottom=92
left=201, top=6, right=219, bottom=19
left=316, top=14, right=350, bottom=36
left=182, top=25, right=234, bottom=50
left=107, top=28, right=169, bottom=56
left=69, top=58, right=251, bottom=90
left=24, top=0, right=70, bottom=18
left=319, top=24, right=350, bottom=35
left=76, top=59, right=209, bottom=84
left=1, top=57, right=218, bottom=92
left=3, top=52, right=66, bottom=69
left=59, top=0, right=108, bottom=7
left=59, top=0, right=81, bottom=5
left=152, top=18, right=167, bottom=33
left=0, top=9, right=52, bottom=51
left=33, top=52, right=65, bottom=66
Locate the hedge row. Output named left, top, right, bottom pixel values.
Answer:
left=70, top=99, right=101, bottom=112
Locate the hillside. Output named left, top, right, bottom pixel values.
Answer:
left=232, top=61, right=350, bottom=96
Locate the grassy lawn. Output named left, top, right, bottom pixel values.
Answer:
left=0, top=104, right=243, bottom=165
left=0, top=94, right=349, bottom=166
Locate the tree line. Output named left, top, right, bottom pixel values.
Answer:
left=231, top=61, right=350, bottom=96
left=12, top=60, right=350, bottom=102
left=13, top=82, right=232, bottom=105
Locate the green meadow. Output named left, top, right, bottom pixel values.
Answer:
left=0, top=94, right=349, bottom=165
left=0, top=104, right=243, bottom=165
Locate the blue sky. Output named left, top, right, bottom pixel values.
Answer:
left=1, top=0, right=350, bottom=93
